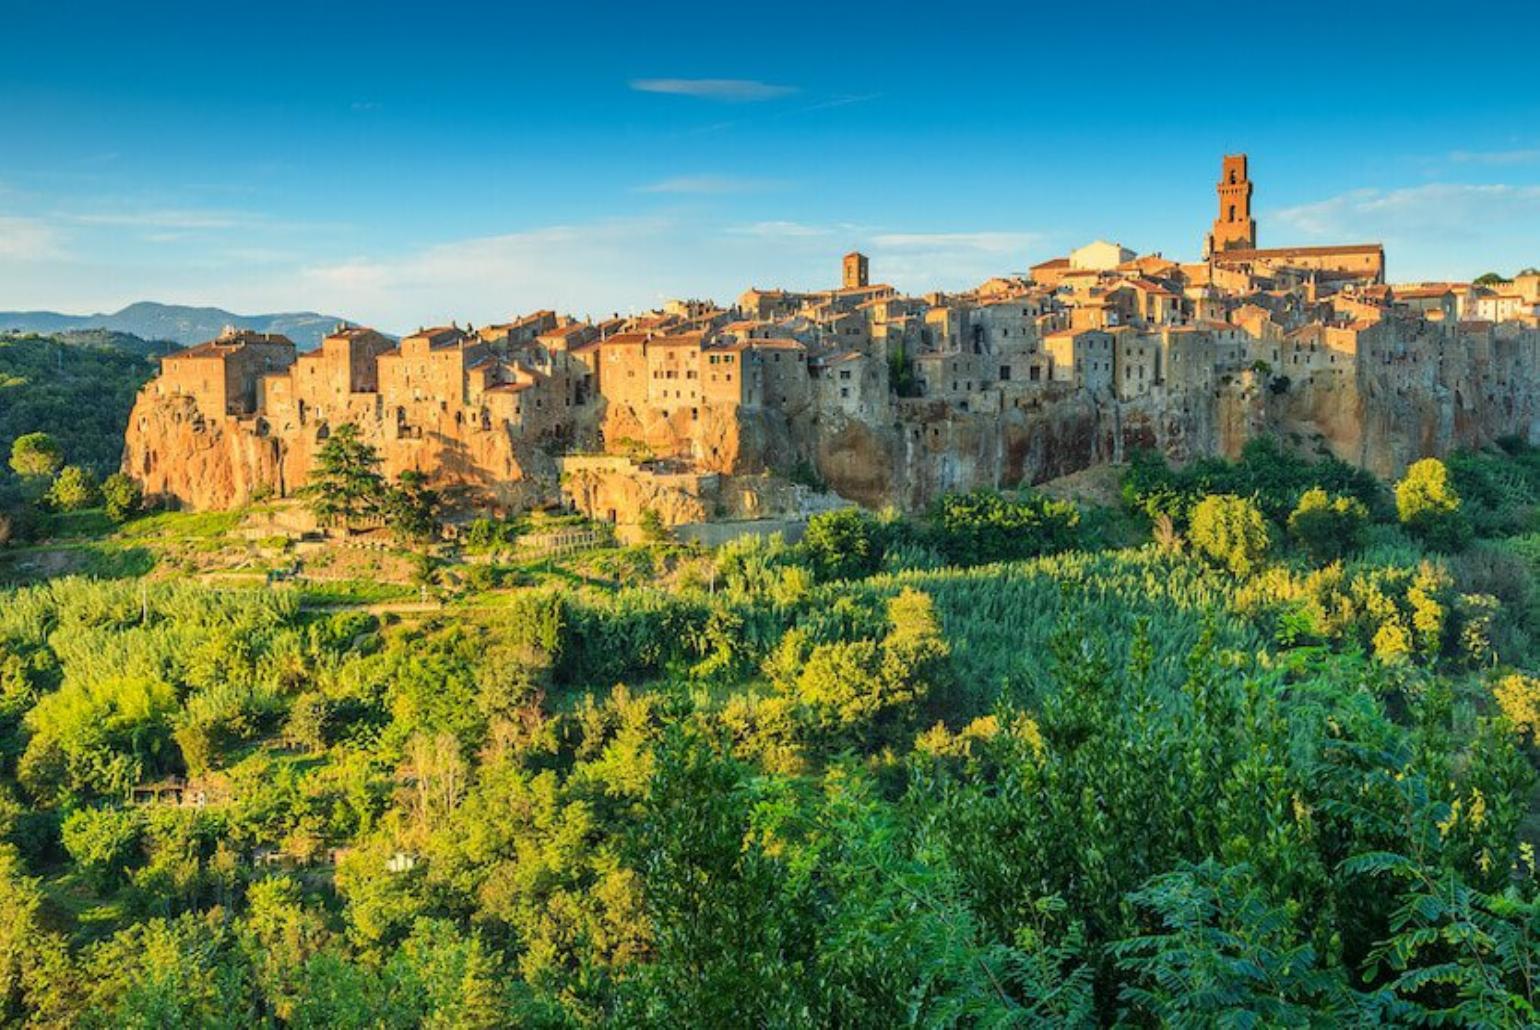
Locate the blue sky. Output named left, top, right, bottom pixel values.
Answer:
left=2, top=0, right=1538, bottom=334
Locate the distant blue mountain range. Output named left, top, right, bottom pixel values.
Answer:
left=0, top=301, right=350, bottom=350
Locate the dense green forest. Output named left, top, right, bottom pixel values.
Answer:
left=0, top=330, right=170, bottom=481
left=6, top=435, right=1540, bottom=1024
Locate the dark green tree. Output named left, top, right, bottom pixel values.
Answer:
left=301, top=424, right=385, bottom=529
left=381, top=470, right=440, bottom=545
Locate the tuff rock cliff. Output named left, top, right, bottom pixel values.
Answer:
left=123, top=322, right=1540, bottom=517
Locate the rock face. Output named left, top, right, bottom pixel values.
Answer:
left=124, top=393, right=553, bottom=512
left=124, top=321, right=1540, bottom=516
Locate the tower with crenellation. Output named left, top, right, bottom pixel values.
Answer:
left=1204, top=153, right=1256, bottom=257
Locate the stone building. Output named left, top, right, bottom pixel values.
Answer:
left=123, top=151, right=1540, bottom=520
left=285, top=326, right=394, bottom=423
left=153, top=327, right=296, bottom=417
left=1043, top=328, right=1114, bottom=392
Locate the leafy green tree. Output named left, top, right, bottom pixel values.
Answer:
left=1115, top=861, right=1363, bottom=1024
left=621, top=725, right=809, bottom=1026
left=638, top=507, right=669, bottom=543
left=22, top=675, right=179, bottom=802
left=800, top=507, right=884, bottom=581
left=0, top=843, right=76, bottom=1024
left=46, top=464, right=99, bottom=511
left=75, top=913, right=259, bottom=1027
left=238, top=876, right=331, bottom=1024
left=61, top=807, right=145, bottom=891
left=1287, top=486, right=1368, bottom=562
left=8, top=432, right=62, bottom=481
left=1396, top=457, right=1471, bottom=552
left=101, top=473, right=143, bottom=522
left=1474, top=272, right=1509, bottom=286
left=381, top=470, right=440, bottom=545
left=929, top=489, right=1080, bottom=565
left=773, top=588, right=949, bottom=743
left=302, top=424, right=384, bottom=529
left=1189, top=494, right=1270, bottom=574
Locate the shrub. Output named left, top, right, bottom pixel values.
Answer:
left=47, top=465, right=100, bottom=511
left=1189, top=494, right=1270, bottom=575
left=928, top=489, right=1080, bottom=565
left=62, top=806, right=144, bottom=891
left=639, top=508, right=670, bottom=543
left=801, top=508, right=885, bottom=581
left=1493, top=673, right=1540, bottom=745
left=1396, top=458, right=1471, bottom=552
left=1287, top=487, right=1368, bottom=562
left=101, top=473, right=143, bottom=522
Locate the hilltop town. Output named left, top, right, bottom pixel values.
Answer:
left=125, top=155, right=1540, bottom=527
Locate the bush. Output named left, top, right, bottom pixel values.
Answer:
left=101, top=473, right=143, bottom=522
left=1189, top=494, right=1270, bottom=575
left=1287, top=487, right=1368, bottom=562
left=927, top=490, right=1080, bottom=566
left=1493, top=673, right=1540, bottom=745
left=62, top=806, right=144, bottom=891
left=639, top=508, right=670, bottom=544
left=46, top=465, right=100, bottom=512
left=1122, top=439, right=1383, bottom=526
left=1396, top=458, right=1471, bottom=552
left=463, top=516, right=518, bottom=551
left=801, top=508, right=885, bottom=581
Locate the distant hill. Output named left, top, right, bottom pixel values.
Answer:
left=0, top=301, right=349, bottom=350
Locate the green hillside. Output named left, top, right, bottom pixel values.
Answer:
left=2, top=443, right=1540, bottom=1024
left=0, top=331, right=172, bottom=480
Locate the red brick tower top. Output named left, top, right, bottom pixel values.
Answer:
left=1205, top=154, right=1256, bottom=257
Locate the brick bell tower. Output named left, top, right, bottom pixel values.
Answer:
left=1204, top=153, right=1256, bottom=258
left=843, top=250, right=869, bottom=289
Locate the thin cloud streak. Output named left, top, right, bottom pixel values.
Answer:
left=630, top=78, right=797, bottom=102
left=729, top=221, right=836, bottom=238
left=872, top=231, right=1042, bottom=254
left=61, top=208, right=265, bottom=230
left=1448, top=148, right=1540, bottom=166
left=800, top=92, right=883, bottom=113
left=1273, top=183, right=1540, bottom=240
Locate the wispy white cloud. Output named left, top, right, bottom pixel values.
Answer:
left=1273, top=183, right=1540, bottom=242
left=1448, top=148, right=1540, bottom=166
left=800, top=92, right=883, bottom=113
left=60, top=208, right=265, bottom=230
left=635, top=175, right=788, bottom=195
left=0, top=214, right=67, bottom=260
left=299, top=218, right=687, bottom=326
left=872, top=231, right=1040, bottom=254
left=729, top=220, right=835, bottom=239
left=630, top=78, right=797, bottom=102
left=292, top=214, right=1049, bottom=330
